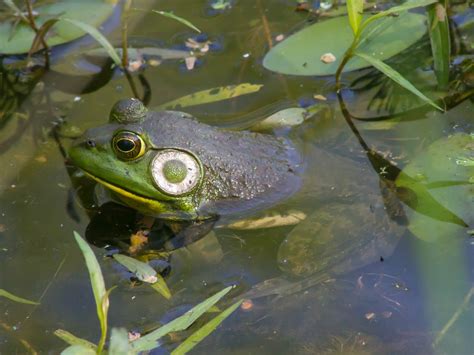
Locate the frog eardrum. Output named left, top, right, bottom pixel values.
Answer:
left=112, top=131, right=145, bottom=160
left=150, top=149, right=202, bottom=196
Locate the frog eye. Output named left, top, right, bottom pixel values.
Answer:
left=112, top=131, right=145, bottom=160
left=150, top=149, right=202, bottom=196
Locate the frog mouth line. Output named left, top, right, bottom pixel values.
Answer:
left=82, top=170, right=165, bottom=210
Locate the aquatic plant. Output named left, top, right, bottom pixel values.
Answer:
left=56, top=232, right=241, bottom=354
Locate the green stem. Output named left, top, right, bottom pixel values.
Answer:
left=121, top=0, right=132, bottom=69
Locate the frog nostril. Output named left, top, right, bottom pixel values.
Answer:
left=86, top=139, right=96, bottom=148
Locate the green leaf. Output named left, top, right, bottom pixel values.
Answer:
left=30, top=17, right=121, bottom=66
left=150, top=10, right=201, bottom=33
left=0, top=289, right=39, bottom=305
left=396, top=133, right=473, bottom=242
left=109, top=328, right=132, bottom=355
left=0, top=0, right=116, bottom=54
left=427, top=2, right=451, bottom=89
left=113, top=254, right=157, bottom=283
left=171, top=300, right=242, bottom=355
left=131, top=286, right=234, bottom=352
left=54, top=329, right=97, bottom=350
left=61, top=345, right=96, bottom=355
left=263, top=12, right=427, bottom=76
left=150, top=275, right=172, bottom=300
left=157, top=83, right=263, bottom=110
left=354, top=51, right=443, bottom=111
left=2, top=0, right=28, bottom=22
left=73, top=231, right=109, bottom=353
left=346, top=0, right=364, bottom=35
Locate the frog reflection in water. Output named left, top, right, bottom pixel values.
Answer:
left=69, top=98, right=405, bottom=280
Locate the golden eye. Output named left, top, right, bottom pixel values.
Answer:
left=112, top=131, right=145, bottom=160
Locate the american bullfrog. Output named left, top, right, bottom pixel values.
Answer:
left=69, top=98, right=405, bottom=278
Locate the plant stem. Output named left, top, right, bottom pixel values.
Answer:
left=121, top=0, right=132, bottom=69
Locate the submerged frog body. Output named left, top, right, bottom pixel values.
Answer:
left=69, top=98, right=405, bottom=278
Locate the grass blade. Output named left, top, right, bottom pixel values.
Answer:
left=171, top=300, right=242, bottom=355
left=427, top=2, right=450, bottom=89
left=151, top=10, right=201, bottom=33
left=73, top=231, right=108, bottom=353
left=54, top=329, right=97, bottom=350
left=0, top=289, right=39, bottom=305
left=346, top=0, right=364, bottom=35
left=131, top=286, right=235, bottom=352
left=355, top=51, right=443, bottom=111
left=359, top=0, right=438, bottom=35
left=29, top=18, right=121, bottom=66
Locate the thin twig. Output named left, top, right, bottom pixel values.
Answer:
left=24, top=0, right=50, bottom=67
left=433, top=286, right=474, bottom=348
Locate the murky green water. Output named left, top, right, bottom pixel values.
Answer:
left=0, top=1, right=473, bottom=354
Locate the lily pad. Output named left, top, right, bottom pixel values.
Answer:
left=0, top=0, right=116, bottom=54
left=396, top=133, right=473, bottom=242
left=263, top=12, right=427, bottom=76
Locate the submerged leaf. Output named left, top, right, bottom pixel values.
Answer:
left=354, top=51, right=443, bottom=111
left=54, top=329, right=97, bottom=350
left=158, top=83, right=263, bottom=110
left=171, top=300, right=242, bottom=355
left=0, top=289, right=39, bottom=305
left=263, top=12, right=427, bottom=76
left=396, top=133, right=473, bottom=241
left=131, top=286, right=234, bottom=352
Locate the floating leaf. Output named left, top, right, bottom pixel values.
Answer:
left=346, top=0, right=364, bottom=35
left=113, top=254, right=157, bottom=283
left=150, top=10, right=200, bottom=33
left=0, top=0, right=116, bottom=54
left=54, top=329, right=97, bottom=350
left=263, top=12, right=427, bottom=76
left=158, top=83, right=263, bottom=110
left=0, top=289, right=39, bottom=305
left=109, top=328, right=131, bottom=355
left=131, top=286, right=234, bottom=352
left=354, top=51, right=443, bottom=111
left=171, top=300, right=242, bottom=355
left=396, top=133, right=473, bottom=242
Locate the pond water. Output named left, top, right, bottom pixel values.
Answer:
left=0, top=0, right=473, bottom=354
